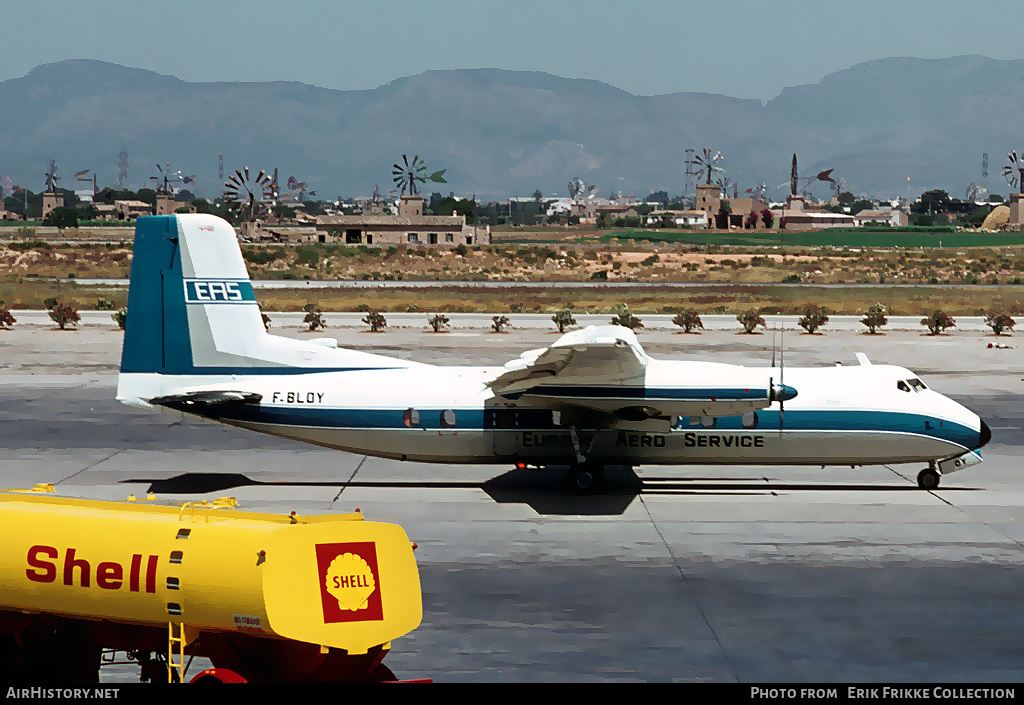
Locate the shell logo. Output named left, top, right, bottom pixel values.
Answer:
left=315, top=542, right=383, bottom=623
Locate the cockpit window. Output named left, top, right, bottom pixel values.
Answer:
left=908, top=379, right=927, bottom=392
left=897, top=380, right=911, bottom=392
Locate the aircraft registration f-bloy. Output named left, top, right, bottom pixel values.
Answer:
left=116, top=214, right=990, bottom=491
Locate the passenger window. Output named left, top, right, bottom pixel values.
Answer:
left=404, top=408, right=420, bottom=427
left=700, top=416, right=717, bottom=429
left=741, top=412, right=758, bottom=429
left=440, top=409, right=457, bottom=428
left=897, top=381, right=910, bottom=392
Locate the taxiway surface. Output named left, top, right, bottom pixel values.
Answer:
left=1, top=317, right=1022, bottom=682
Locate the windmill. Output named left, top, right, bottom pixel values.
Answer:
left=745, top=182, right=768, bottom=201
left=149, top=163, right=176, bottom=195
left=223, top=167, right=277, bottom=225
left=690, top=148, right=724, bottom=186
left=392, top=154, right=446, bottom=196
left=966, top=182, right=987, bottom=202
left=1002, top=151, right=1024, bottom=193
left=75, top=168, right=97, bottom=196
left=789, top=154, right=835, bottom=197
left=44, top=160, right=60, bottom=194
left=567, top=176, right=598, bottom=202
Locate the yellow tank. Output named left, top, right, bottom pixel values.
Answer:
left=0, top=487, right=422, bottom=675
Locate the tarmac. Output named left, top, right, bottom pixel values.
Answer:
left=1, top=313, right=1022, bottom=683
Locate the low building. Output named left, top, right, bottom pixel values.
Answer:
left=854, top=209, right=909, bottom=227
left=644, top=209, right=708, bottom=227
left=114, top=200, right=153, bottom=220
left=315, top=195, right=490, bottom=247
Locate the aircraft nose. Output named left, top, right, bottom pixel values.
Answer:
left=978, top=419, right=992, bottom=449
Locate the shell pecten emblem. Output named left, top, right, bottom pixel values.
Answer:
left=315, top=542, right=384, bottom=623
left=325, top=552, right=376, bottom=611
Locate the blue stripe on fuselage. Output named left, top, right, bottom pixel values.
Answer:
left=202, top=406, right=977, bottom=450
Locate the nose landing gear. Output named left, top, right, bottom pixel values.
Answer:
left=917, top=462, right=940, bottom=490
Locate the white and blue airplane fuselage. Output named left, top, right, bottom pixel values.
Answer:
left=116, top=215, right=990, bottom=490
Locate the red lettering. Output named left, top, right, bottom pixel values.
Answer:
left=146, top=555, right=158, bottom=594
left=63, top=548, right=90, bottom=587
left=130, top=554, right=141, bottom=592
left=26, top=545, right=57, bottom=583
left=97, top=561, right=123, bottom=590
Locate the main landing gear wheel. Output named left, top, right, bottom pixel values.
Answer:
left=917, top=468, right=940, bottom=490
left=567, top=464, right=603, bottom=494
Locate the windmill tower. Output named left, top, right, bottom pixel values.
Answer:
left=41, top=160, right=64, bottom=218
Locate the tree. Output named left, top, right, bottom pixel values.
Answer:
left=921, top=310, right=955, bottom=335
left=302, top=303, right=326, bottom=331
left=744, top=211, right=759, bottom=229
left=984, top=311, right=1015, bottom=336
left=610, top=304, right=643, bottom=330
left=363, top=311, right=387, bottom=332
left=552, top=308, right=576, bottom=333
left=760, top=209, right=774, bottom=229
left=46, top=300, right=80, bottom=330
left=491, top=315, right=510, bottom=332
left=860, top=304, right=888, bottom=334
left=43, top=206, right=79, bottom=230
left=672, top=309, right=703, bottom=333
left=428, top=313, right=450, bottom=332
left=798, top=304, right=829, bottom=334
left=737, top=309, right=766, bottom=334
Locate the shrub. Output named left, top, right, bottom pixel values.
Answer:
left=551, top=309, right=576, bottom=333
left=921, top=310, right=955, bottom=335
left=737, top=309, right=766, bottom=334
left=610, top=304, right=643, bottom=330
left=798, top=305, right=829, bottom=334
left=0, top=304, right=15, bottom=329
left=491, top=315, right=510, bottom=332
left=363, top=311, right=387, bottom=332
left=46, top=300, right=80, bottom=330
left=96, top=298, right=116, bottom=310
left=112, top=307, right=127, bottom=330
left=428, top=313, right=450, bottom=332
left=860, top=304, right=888, bottom=334
left=302, top=303, right=326, bottom=331
left=672, top=309, right=704, bottom=333
left=984, top=311, right=1015, bottom=336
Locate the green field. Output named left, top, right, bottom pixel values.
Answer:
left=594, top=227, right=1024, bottom=249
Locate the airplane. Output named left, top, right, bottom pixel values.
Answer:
left=116, top=214, right=991, bottom=492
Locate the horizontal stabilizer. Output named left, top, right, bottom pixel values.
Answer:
left=149, top=390, right=263, bottom=409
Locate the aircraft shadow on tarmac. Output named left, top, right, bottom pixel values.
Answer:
left=120, top=467, right=969, bottom=517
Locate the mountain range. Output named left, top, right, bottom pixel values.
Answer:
left=1, top=56, right=1022, bottom=202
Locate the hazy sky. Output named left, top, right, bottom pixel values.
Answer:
left=2, top=0, right=1022, bottom=102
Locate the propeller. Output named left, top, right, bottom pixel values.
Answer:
left=768, top=324, right=797, bottom=437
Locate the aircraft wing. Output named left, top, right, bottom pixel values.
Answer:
left=488, top=326, right=647, bottom=397
left=488, top=325, right=793, bottom=427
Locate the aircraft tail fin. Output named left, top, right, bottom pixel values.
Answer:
left=118, top=215, right=408, bottom=405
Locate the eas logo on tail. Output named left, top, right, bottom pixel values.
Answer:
left=183, top=279, right=256, bottom=304
left=315, top=542, right=384, bottom=623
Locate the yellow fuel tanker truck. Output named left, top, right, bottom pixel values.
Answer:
left=0, top=486, right=424, bottom=683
